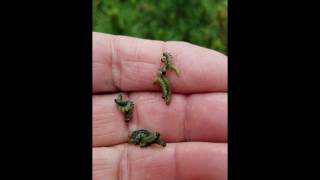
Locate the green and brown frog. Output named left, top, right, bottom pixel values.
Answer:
left=129, top=129, right=166, bottom=148
left=114, top=94, right=134, bottom=122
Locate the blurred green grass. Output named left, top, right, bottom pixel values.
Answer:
left=93, top=0, right=227, bottom=55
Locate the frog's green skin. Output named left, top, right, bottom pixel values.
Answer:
left=129, top=129, right=150, bottom=145
left=129, top=129, right=166, bottom=148
left=114, top=94, right=134, bottom=122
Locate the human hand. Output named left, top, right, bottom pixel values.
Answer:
left=93, top=32, right=227, bottom=180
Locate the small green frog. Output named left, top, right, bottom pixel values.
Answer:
left=129, top=129, right=166, bottom=148
left=161, top=52, right=180, bottom=76
left=114, top=94, right=134, bottom=122
left=153, top=68, right=171, bottom=105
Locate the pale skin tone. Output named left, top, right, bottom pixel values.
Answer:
left=93, top=32, right=228, bottom=180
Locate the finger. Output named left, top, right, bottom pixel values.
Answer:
left=93, top=142, right=227, bottom=180
left=93, top=92, right=227, bottom=147
left=93, top=32, right=227, bottom=93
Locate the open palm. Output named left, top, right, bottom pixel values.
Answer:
left=93, top=32, right=228, bottom=180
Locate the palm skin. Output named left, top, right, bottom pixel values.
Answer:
left=93, top=32, right=228, bottom=180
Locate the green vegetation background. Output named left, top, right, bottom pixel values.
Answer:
left=93, top=0, right=227, bottom=55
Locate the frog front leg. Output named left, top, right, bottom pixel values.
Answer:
left=139, top=141, right=149, bottom=148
